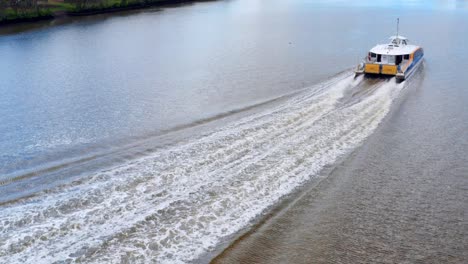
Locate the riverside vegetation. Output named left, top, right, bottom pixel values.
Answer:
left=0, top=0, right=191, bottom=23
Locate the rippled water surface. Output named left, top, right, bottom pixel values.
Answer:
left=0, top=0, right=467, bottom=263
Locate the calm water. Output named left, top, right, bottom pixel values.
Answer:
left=0, top=0, right=467, bottom=263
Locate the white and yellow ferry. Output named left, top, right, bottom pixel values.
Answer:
left=355, top=21, right=424, bottom=82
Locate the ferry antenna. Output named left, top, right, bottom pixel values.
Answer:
left=397, top=18, right=399, bottom=38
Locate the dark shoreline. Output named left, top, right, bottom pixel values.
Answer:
left=67, top=0, right=205, bottom=16
left=0, top=14, right=55, bottom=26
left=0, top=0, right=212, bottom=26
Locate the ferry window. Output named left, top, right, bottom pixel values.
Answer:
left=396, top=55, right=402, bottom=65
left=370, top=53, right=376, bottom=57
left=404, top=54, right=410, bottom=60
left=402, top=40, right=407, bottom=45
left=377, top=54, right=381, bottom=62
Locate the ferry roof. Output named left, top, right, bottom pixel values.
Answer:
left=389, top=36, right=408, bottom=40
left=369, top=44, right=419, bottom=56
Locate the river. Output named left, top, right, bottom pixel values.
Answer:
left=0, top=0, right=467, bottom=263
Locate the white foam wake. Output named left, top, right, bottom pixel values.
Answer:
left=0, top=73, right=404, bottom=263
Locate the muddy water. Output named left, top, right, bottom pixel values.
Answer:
left=1, top=0, right=467, bottom=263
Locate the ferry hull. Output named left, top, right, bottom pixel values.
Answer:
left=355, top=57, right=423, bottom=82
left=396, top=56, right=424, bottom=81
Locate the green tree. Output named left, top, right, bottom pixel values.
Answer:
left=0, top=0, right=8, bottom=19
left=8, top=0, right=18, bottom=15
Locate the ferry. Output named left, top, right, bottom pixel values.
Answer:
left=355, top=20, right=424, bottom=82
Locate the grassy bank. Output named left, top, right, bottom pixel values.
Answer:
left=0, top=0, right=195, bottom=24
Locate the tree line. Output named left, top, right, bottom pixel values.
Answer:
left=0, top=0, right=178, bottom=21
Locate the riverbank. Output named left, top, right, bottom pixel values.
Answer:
left=0, top=0, right=206, bottom=25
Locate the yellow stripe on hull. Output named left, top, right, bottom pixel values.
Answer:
left=381, top=65, right=397, bottom=75
left=363, top=64, right=398, bottom=76
left=364, top=64, right=380, bottom=74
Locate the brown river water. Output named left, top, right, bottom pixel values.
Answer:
left=0, top=0, right=467, bottom=263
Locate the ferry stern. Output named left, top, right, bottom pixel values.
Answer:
left=355, top=33, right=424, bottom=82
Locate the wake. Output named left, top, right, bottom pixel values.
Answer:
left=0, top=72, right=405, bottom=263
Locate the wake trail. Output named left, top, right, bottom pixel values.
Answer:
left=0, top=72, right=405, bottom=264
